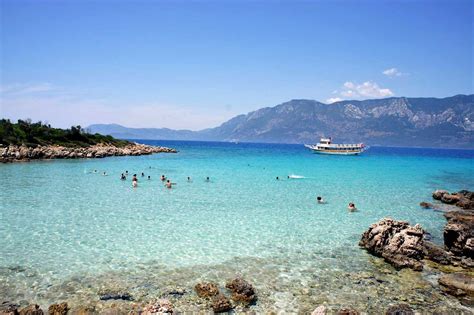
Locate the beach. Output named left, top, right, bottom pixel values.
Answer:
left=1, top=141, right=473, bottom=313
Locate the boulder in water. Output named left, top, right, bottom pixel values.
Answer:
left=225, top=277, right=256, bottom=305
left=19, top=305, right=43, bottom=315
left=48, top=303, right=69, bottom=315
left=359, top=218, right=425, bottom=271
left=194, top=282, right=219, bottom=298
left=211, top=294, right=233, bottom=313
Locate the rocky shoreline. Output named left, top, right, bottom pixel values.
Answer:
left=359, top=189, right=474, bottom=307
left=0, top=143, right=177, bottom=163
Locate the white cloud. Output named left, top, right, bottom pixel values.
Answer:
left=382, top=67, right=407, bottom=77
left=341, top=81, right=394, bottom=98
left=0, top=83, right=237, bottom=130
left=326, top=97, right=343, bottom=104
left=326, top=80, right=394, bottom=102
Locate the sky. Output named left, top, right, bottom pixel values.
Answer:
left=1, top=0, right=472, bottom=130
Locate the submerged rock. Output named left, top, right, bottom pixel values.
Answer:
left=211, top=294, right=233, bottom=313
left=311, top=305, right=327, bottom=315
left=19, top=305, right=43, bottom=315
left=194, top=282, right=220, bottom=298
left=419, top=202, right=433, bottom=209
left=225, top=277, right=256, bottom=305
left=0, top=303, right=19, bottom=315
left=385, top=303, right=414, bottom=315
left=359, top=218, right=425, bottom=271
left=68, top=306, right=96, bottom=315
left=337, top=308, right=359, bottom=315
left=48, top=303, right=68, bottom=315
left=142, top=299, right=173, bottom=314
left=99, top=292, right=133, bottom=301
left=438, top=273, right=474, bottom=297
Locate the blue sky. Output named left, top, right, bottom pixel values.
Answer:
left=1, top=0, right=472, bottom=129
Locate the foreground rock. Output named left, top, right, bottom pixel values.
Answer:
left=359, top=218, right=425, bottom=271
left=438, top=273, right=474, bottom=306
left=18, top=305, right=43, bottom=315
left=225, top=278, right=256, bottom=305
left=48, top=303, right=68, bottom=315
left=0, top=143, right=176, bottom=163
left=211, top=294, right=233, bottom=313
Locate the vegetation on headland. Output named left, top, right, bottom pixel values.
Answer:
left=0, top=119, right=130, bottom=147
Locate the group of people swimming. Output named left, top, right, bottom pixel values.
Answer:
left=118, top=170, right=210, bottom=189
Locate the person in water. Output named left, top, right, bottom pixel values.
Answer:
left=276, top=176, right=279, bottom=180
left=165, top=179, right=175, bottom=189
left=102, top=171, right=107, bottom=176
left=125, top=170, right=129, bottom=175
left=187, top=176, right=192, bottom=182
left=348, top=202, right=357, bottom=212
left=141, top=172, right=145, bottom=177
left=148, top=175, right=151, bottom=180
left=161, top=175, right=166, bottom=181
left=120, top=173, right=126, bottom=180
left=205, top=177, right=210, bottom=182
left=132, top=178, right=138, bottom=188
left=317, top=196, right=325, bottom=204
left=132, top=174, right=138, bottom=182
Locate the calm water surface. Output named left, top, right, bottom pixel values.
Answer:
left=1, top=141, right=473, bottom=313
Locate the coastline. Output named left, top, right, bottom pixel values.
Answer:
left=0, top=143, right=177, bottom=163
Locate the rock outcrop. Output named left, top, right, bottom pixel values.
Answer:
left=443, top=210, right=474, bottom=260
left=225, top=278, right=256, bottom=305
left=359, top=218, right=425, bottom=271
left=432, top=189, right=474, bottom=210
left=0, top=143, right=176, bottom=163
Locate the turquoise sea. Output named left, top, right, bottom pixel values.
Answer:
left=1, top=141, right=474, bottom=313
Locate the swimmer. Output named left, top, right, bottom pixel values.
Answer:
left=205, top=177, right=210, bottom=182
left=276, top=176, right=279, bottom=180
left=348, top=203, right=357, bottom=212
left=187, top=176, right=192, bottom=182
left=161, top=175, right=166, bottom=181
left=102, top=171, right=107, bottom=176
left=148, top=175, right=151, bottom=180
left=93, top=170, right=98, bottom=173
left=132, top=174, right=138, bottom=182
left=132, top=178, right=138, bottom=188
left=317, top=196, right=325, bottom=204
left=141, top=172, right=145, bottom=177
left=120, top=173, right=126, bottom=180
left=125, top=170, right=129, bottom=175
left=165, top=179, right=175, bottom=189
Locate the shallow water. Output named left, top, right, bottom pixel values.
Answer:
left=1, top=141, right=473, bottom=313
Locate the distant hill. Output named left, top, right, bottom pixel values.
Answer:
left=89, top=94, right=474, bottom=148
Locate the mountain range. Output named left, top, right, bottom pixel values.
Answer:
left=88, top=94, right=474, bottom=148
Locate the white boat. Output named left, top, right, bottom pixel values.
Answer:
left=305, top=137, right=367, bottom=155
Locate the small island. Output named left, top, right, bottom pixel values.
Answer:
left=0, top=119, right=176, bottom=163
